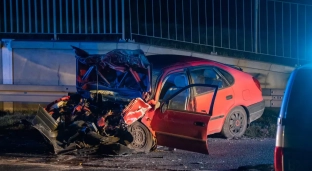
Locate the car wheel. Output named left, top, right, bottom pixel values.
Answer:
left=127, top=121, right=153, bottom=153
left=221, top=106, right=247, bottom=139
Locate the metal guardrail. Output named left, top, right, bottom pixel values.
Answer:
left=0, top=85, right=75, bottom=102
left=262, top=88, right=284, bottom=107
left=128, top=0, right=311, bottom=64
left=1, top=0, right=312, bottom=65
left=0, top=85, right=283, bottom=108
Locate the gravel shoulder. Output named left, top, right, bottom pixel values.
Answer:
left=0, top=130, right=275, bottom=171
left=0, top=110, right=277, bottom=171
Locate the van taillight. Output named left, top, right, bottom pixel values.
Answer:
left=252, top=77, right=262, bottom=91
left=274, top=146, right=284, bottom=171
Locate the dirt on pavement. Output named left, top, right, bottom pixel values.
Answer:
left=0, top=125, right=274, bottom=171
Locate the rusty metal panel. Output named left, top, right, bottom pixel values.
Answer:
left=14, top=102, right=48, bottom=111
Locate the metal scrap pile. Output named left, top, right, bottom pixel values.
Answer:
left=31, top=46, right=152, bottom=155
left=33, top=93, right=151, bottom=155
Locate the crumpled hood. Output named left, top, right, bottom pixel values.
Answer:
left=72, top=46, right=151, bottom=99
left=122, top=97, right=152, bottom=125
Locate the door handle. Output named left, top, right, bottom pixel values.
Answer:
left=226, top=95, right=233, bottom=100
left=194, top=121, right=206, bottom=127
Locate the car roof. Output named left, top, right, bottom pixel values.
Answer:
left=280, top=63, right=312, bottom=119
left=146, top=54, right=244, bottom=73
left=146, top=54, right=210, bottom=71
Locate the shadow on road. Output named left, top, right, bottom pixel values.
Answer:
left=0, top=126, right=53, bottom=155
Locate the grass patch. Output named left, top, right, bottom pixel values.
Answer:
left=0, top=110, right=36, bottom=130
left=0, top=110, right=52, bottom=154
left=245, top=107, right=280, bottom=138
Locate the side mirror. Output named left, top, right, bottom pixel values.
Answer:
left=161, top=103, right=168, bottom=113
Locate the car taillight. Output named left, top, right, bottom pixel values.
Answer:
left=274, top=146, right=284, bottom=171
left=252, top=77, right=262, bottom=91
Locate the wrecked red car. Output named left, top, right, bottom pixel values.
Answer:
left=32, top=46, right=264, bottom=155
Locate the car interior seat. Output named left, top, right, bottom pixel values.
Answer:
left=162, top=75, right=189, bottom=110
left=203, top=69, right=223, bottom=88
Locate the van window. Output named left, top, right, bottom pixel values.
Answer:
left=286, top=69, right=312, bottom=125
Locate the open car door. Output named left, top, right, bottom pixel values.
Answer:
left=151, top=84, right=219, bottom=154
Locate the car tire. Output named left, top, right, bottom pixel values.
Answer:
left=126, top=121, right=153, bottom=153
left=221, top=106, right=248, bottom=139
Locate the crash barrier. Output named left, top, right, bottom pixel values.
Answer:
left=262, top=88, right=284, bottom=108
left=0, top=85, right=76, bottom=103
left=0, top=85, right=282, bottom=109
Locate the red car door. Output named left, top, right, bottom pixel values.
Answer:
left=151, top=79, right=218, bottom=154
left=188, top=66, right=235, bottom=134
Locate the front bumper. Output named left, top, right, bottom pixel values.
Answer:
left=247, top=100, right=265, bottom=123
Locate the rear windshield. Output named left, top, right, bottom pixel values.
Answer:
left=286, top=69, right=312, bottom=123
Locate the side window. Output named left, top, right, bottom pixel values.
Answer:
left=190, top=67, right=224, bottom=95
left=216, top=68, right=234, bottom=85
left=159, top=73, right=190, bottom=111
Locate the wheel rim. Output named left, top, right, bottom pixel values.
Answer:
left=228, top=111, right=245, bottom=135
left=128, top=124, right=147, bottom=149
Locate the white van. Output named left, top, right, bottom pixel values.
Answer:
left=274, top=64, right=312, bottom=171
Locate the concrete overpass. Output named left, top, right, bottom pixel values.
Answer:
left=0, top=40, right=294, bottom=111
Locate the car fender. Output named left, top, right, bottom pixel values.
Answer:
left=140, top=109, right=156, bottom=137
left=122, top=97, right=152, bottom=126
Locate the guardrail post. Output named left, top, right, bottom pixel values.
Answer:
left=254, top=0, right=259, bottom=53
left=53, top=0, right=57, bottom=40
left=1, top=39, right=14, bottom=112
left=122, top=0, right=125, bottom=40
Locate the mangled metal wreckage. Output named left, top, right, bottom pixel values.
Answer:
left=32, top=46, right=155, bottom=155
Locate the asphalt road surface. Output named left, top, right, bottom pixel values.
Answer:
left=0, top=137, right=275, bottom=171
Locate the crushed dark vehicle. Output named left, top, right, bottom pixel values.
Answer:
left=32, top=46, right=154, bottom=155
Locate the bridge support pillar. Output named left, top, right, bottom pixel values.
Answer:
left=1, top=39, right=14, bottom=112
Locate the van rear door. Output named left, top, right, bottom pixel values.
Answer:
left=276, top=67, right=312, bottom=171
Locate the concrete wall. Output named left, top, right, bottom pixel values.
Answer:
left=137, top=45, right=294, bottom=89
left=0, top=45, right=2, bottom=84
left=6, top=41, right=294, bottom=89
left=10, top=41, right=141, bottom=86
